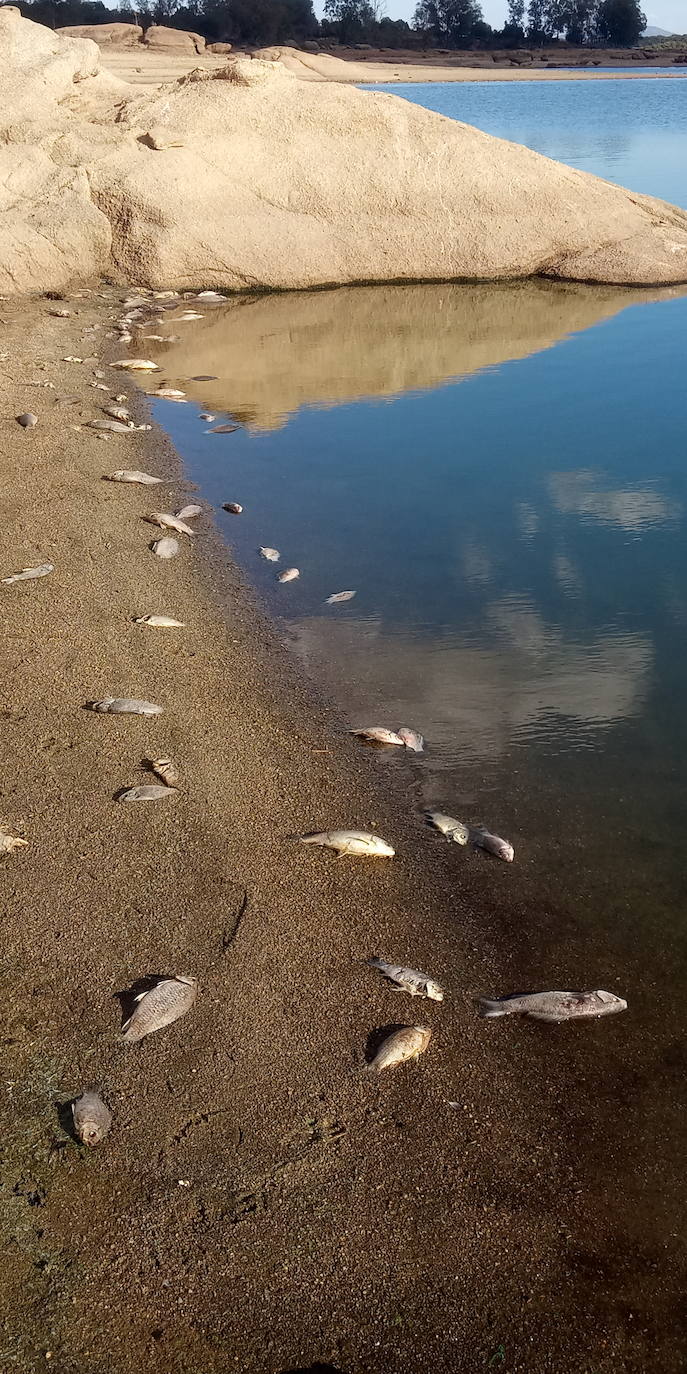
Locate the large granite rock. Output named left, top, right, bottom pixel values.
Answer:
left=1, top=10, right=687, bottom=295
left=58, top=23, right=143, bottom=48
left=143, top=25, right=206, bottom=55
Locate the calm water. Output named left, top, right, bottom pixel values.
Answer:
left=143, top=81, right=687, bottom=1050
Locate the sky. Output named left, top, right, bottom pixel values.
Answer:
left=380, top=0, right=684, bottom=28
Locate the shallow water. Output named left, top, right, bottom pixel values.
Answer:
left=141, top=82, right=687, bottom=1305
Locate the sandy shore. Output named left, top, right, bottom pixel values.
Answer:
left=1, top=293, right=684, bottom=1372
left=102, top=47, right=687, bottom=85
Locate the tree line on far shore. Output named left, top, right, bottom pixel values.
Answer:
left=2, top=0, right=651, bottom=51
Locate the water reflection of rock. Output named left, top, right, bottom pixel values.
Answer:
left=142, top=280, right=678, bottom=431
left=291, top=598, right=652, bottom=763
left=549, top=469, right=681, bottom=531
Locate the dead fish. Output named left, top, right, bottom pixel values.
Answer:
left=477, top=990, right=627, bottom=1022
left=121, top=974, right=197, bottom=1043
left=62, top=356, right=83, bottom=363
left=196, top=292, right=224, bottom=301
left=149, top=757, right=180, bottom=788
left=117, top=784, right=177, bottom=802
left=49, top=308, right=72, bottom=318
left=350, top=727, right=404, bottom=747
left=16, top=412, right=38, bottom=428
left=151, top=536, right=180, bottom=559
left=147, top=512, right=194, bottom=538
left=368, top=958, right=444, bottom=1001
left=472, top=829, right=514, bottom=863
left=0, top=832, right=29, bottom=855
left=2, top=563, right=53, bottom=585
left=367, top=1025, right=431, bottom=1074
left=210, top=425, right=239, bottom=435
left=111, top=359, right=160, bottom=371
left=200, top=413, right=215, bottom=422
left=426, top=811, right=470, bottom=845
left=398, top=727, right=424, bottom=753
left=72, top=1090, right=112, bottom=1146
left=278, top=568, right=299, bottom=583
left=300, top=830, right=394, bottom=858
left=134, top=614, right=185, bottom=628
left=222, top=502, right=243, bottom=515
left=259, top=547, right=280, bottom=562
left=175, top=504, right=201, bottom=520
left=175, top=311, right=204, bottom=321
left=141, top=334, right=166, bottom=342
left=326, top=590, right=356, bottom=604
left=106, top=470, right=162, bottom=485
left=103, top=405, right=130, bottom=422
left=155, top=387, right=186, bottom=400
left=88, top=697, right=163, bottom=715
left=89, top=419, right=133, bottom=434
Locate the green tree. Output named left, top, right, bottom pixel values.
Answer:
left=595, top=0, right=645, bottom=44
left=413, top=0, right=485, bottom=46
left=323, top=0, right=377, bottom=43
left=526, top=0, right=550, bottom=40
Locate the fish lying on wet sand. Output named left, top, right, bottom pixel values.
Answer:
left=88, top=697, right=163, bottom=715
left=155, top=387, right=186, bottom=400
left=72, top=1090, right=112, bottom=1146
left=134, top=614, right=185, bottom=628
left=106, top=470, right=162, bottom=485
left=477, top=989, right=627, bottom=1022
left=117, top=784, right=177, bottom=802
left=148, top=758, right=180, bottom=788
left=472, top=829, right=514, bottom=863
left=426, top=811, right=470, bottom=845
left=350, top=727, right=405, bottom=747
left=147, top=512, right=194, bottom=538
left=367, top=1025, right=431, bottom=1073
left=151, top=536, right=180, bottom=559
left=175, top=504, right=202, bottom=521
left=398, top=727, right=424, bottom=753
left=2, top=563, right=53, bottom=585
left=368, top=958, right=443, bottom=1001
left=111, top=359, right=160, bottom=372
left=300, top=830, right=394, bottom=857
left=121, top=974, right=197, bottom=1042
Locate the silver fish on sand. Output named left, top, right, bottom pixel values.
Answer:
left=278, top=568, right=299, bottom=583
left=175, top=504, right=202, bottom=521
left=148, top=512, right=194, bottom=538
left=477, top=989, right=627, bottom=1022
left=103, top=405, right=130, bottom=422
left=117, top=784, right=177, bottom=802
left=2, top=563, right=53, bottom=585
left=151, top=536, right=180, bottom=559
left=222, top=502, right=243, bottom=515
left=300, top=830, right=394, bottom=858
left=72, top=1090, right=112, bottom=1146
left=368, top=958, right=443, bottom=1001
left=134, top=614, right=185, bottom=628
left=49, top=308, right=71, bottom=318
left=367, top=1025, right=432, bottom=1074
left=106, top=470, right=162, bottom=485
left=398, top=727, right=424, bottom=753
left=111, top=359, right=160, bottom=371
left=0, top=832, right=29, bottom=855
left=426, top=811, right=470, bottom=845
left=472, top=829, right=515, bottom=863
left=260, top=547, right=280, bottom=562
left=121, top=974, right=198, bottom=1043
left=326, top=590, right=356, bottom=604
left=16, top=412, right=38, bottom=428
left=156, top=386, right=186, bottom=399
left=149, top=757, right=180, bottom=788
left=350, top=727, right=404, bottom=747
left=89, top=697, right=163, bottom=715
left=89, top=419, right=133, bottom=434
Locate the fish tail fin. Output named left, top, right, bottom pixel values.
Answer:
left=476, top=997, right=507, bottom=1018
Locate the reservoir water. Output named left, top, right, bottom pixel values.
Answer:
left=140, top=77, right=687, bottom=1345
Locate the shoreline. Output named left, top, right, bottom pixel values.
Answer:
left=1, top=291, right=683, bottom=1372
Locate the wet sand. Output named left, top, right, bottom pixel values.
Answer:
left=0, top=294, right=685, bottom=1373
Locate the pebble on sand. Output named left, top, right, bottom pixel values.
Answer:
left=16, top=412, right=38, bottom=428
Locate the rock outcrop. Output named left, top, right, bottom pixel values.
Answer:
left=58, top=22, right=143, bottom=47
left=1, top=8, right=687, bottom=295
left=143, top=25, right=206, bottom=55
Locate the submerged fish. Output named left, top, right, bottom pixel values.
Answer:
left=134, top=614, right=185, bottom=628
left=72, top=1090, right=112, bottom=1146
left=300, top=830, right=394, bottom=858
left=2, top=563, right=53, bottom=585
left=16, top=412, right=38, bottom=428
left=211, top=425, right=239, bottom=435
left=368, top=958, right=443, bottom=1001
left=149, top=757, right=180, bottom=788
left=222, top=502, right=243, bottom=515
left=117, top=784, right=176, bottom=802
left=147, top=512, right=194, bottom=538
left=278, top=568, right=299, bottom=583
left=121, top=974, right=197, bottom=1042
left=426, top=811, right=470, bottom=845
left=89, top=697, right=163, bottom=715
left=106, top=470, right=162, bottom=485
left=0, top=832, right=29, bottom=855
left=259, top=547, right=280, bottom=562
left=151, top=536, right=180, bottom=559
left=473, top=829, right=514, bottom=863
left=367, top=1025, right=431, bottom=1074
left=350, top=727, right=404, bottom=747
left=326, top=590, right=357, bottom=605
left=398, top=727, right=424, bottom=753
left=175, top=504, right=202, bottom=521
left=111, top=359, right=160, bottom=371
left=478, top=990, right=627, bottom=1022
